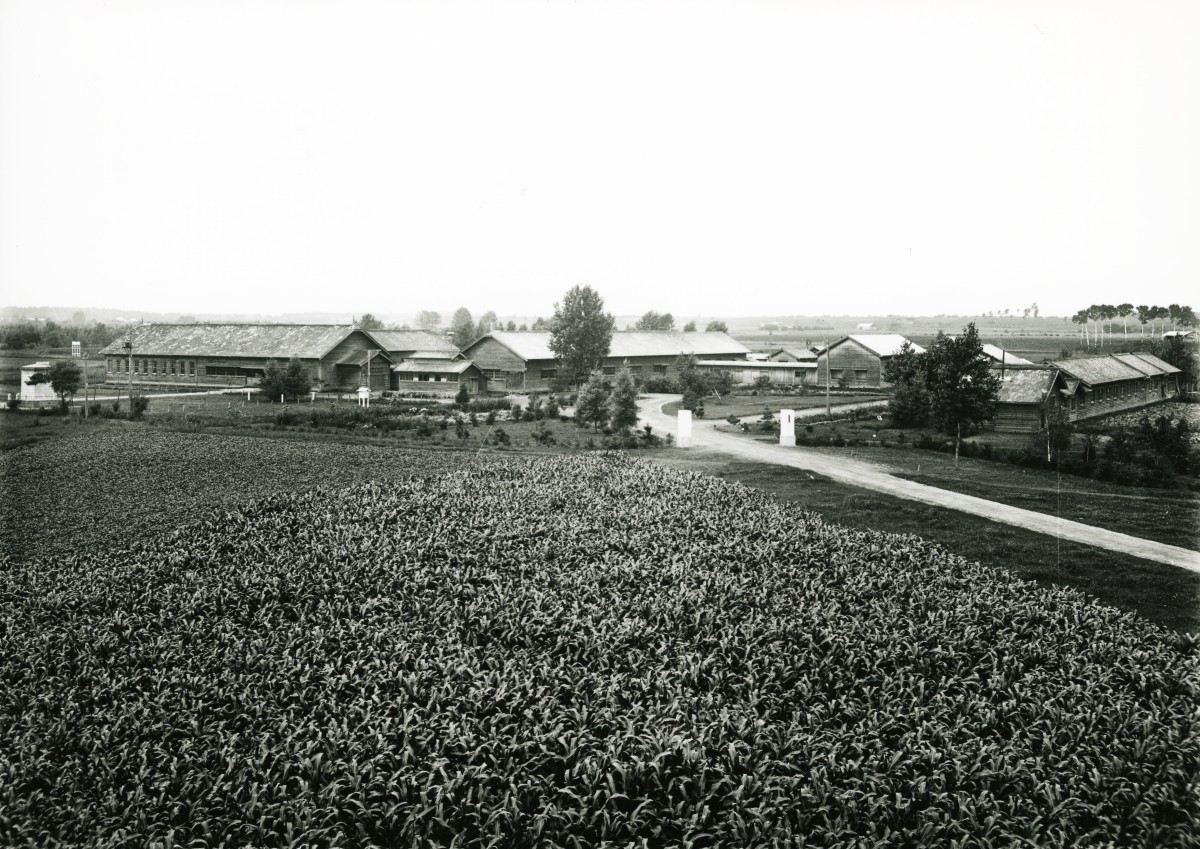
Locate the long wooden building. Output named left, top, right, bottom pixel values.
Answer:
left=460, top=331, right=751, bottom=393
left=990, top=353, right=1182, bottom=432
left=99, top=324, right=452, bottom=393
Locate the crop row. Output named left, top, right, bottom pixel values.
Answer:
left=2, top=453, right=1198, bottom=847
left=0, top=431, right=497, bottom=563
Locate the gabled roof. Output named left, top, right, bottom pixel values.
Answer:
left=1052, top=354, right=1177, bottom=386
left=369, top=330, right=458, bottom=354
left=768, top=347, right=819, bottom=361
left=995, top=367, right=1055, bottom=404
left=1111, top=352, right=1182, bottom=377
left=469, top=331, right=751, bottom=362
left=830, top=335, right=926, bottom=357
left=408, top=350, right=460, bottom=360
left=393, top=359, right=478, bottom=375
left=332, top=349, right=395, bottom=367
left=980, top=344, right=1034, bottom=366
left=98, top=324, right=382, bottom=359
left=1163, top=330, right=1195, bottom=338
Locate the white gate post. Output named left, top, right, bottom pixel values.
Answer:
left=677, top=409, right=693, bottom=448
left=779, top=409, right=795, bottom=446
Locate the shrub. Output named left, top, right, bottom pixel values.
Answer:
left=130, top=395, right=149, bottom=420
left=6, top=398, right=20, bottom=411
left=491, top=427, right=510, bottom=446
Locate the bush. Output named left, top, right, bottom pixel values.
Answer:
left=6, top=398, right=20, bottom=411
left=491, top=427, right=510, bottom=446
left=130, top=395, right=150, bottom=420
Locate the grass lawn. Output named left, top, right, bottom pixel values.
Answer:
left=649, top=450, right=1200, bottom=634
left=718, top=427, right=1199, bottom=551
left=662, top=392, right=886, bottom=419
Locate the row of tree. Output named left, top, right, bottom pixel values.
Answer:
left=628, top=311, right=729, bottom=333
left=1070, top=303, right=1196, bottom=345
left=1, top=320, right=124, bottom=352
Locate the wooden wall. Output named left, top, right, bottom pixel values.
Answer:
left=815, top=340, right=884, bottom=387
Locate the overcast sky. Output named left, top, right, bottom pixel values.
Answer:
left=1, top=0, right=1196, bottom=320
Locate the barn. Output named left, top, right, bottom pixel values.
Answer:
left=392, top=356, right=486, bottom=396
left=460, top=331, right=751, bottom=393
left=815, top=335, right=925, bottom=388
left=98, top=324, right=402, bottom=393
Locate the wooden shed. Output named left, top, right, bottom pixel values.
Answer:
left=991, top=367, right=1056, bottom=432
left=392, top=358, right=485, bottom=395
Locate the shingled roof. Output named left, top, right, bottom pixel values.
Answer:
left=995, top=368, right=1056, bottom=404
left=474, top=331, right=751, bottom=362
left=99, top=324, right=380, bottom=359
left=834, top=335, right=926, bottom=357
left=1052, top=353, right=1180, bottom=386
left=369, top=330, right=458, bottom=355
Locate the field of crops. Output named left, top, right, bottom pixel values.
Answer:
left=0, top=430, right=493, bottom=561
left=3, top=453, right=1197, bottom=847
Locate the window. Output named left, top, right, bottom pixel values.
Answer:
left=602, top=366, right=616, bottom=375
left=482, top=368, right=503, bottom=380
left=653, top=364, right=668, bottom=375
left=855, top=369, right=868, bottom=381
left=189, top=361, right=195, bottom=376
left=170, top=360, right=176, bottom=375
left=540, top=368, right=557, bottom=379
left=830, top=369, right=843, bottom=379
left=628, top=365, right=643, bottom=375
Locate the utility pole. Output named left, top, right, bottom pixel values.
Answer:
left=824, top=339, right=831, bottom=417
left=82, top=352, right=89, bottom=418
left=125, top=330, right=134, bottom=407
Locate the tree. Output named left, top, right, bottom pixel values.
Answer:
left=682, top=320, right=697, bottom=332
left=705, top=320, right=729, bottom=333
left=454, top=382, right=470, bottom=406
left=475, top=310, right=498, bottom=338
left=634, top=311, right=675, bottom=332
left=450, top=307, right=475, bottom=350
left=608, top=363, right=639, bottom=432
left=260, top=358, right=311, bottom=402
left=416, top=310, right=441, bottom=332
left=1137, top=305, right=1151, bottom=335
left=531, top=317, right=548, bottom=332
left=882, top=341, right=929, bottom=427
left=29, top=361, right=82, bottom=409
left=504, top=320, right=517, bottom=332
left=575, top=370, right=610, bottom=430
left=356, top=313, right=385, bottom=331
left=1149, top=335, right=1198, bottom=390
left=1117, top=303, right=1134, bottom=339
left=923, top=323, right=1001, bottom=465
left=548, top=285, right=615, bottom=387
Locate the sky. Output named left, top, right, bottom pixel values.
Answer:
left=1, top=0, right=1197, bottom=320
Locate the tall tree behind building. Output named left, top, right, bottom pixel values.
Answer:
left=548, top=285, right=614, bottom=387
left=450, top=308, right=476, bottom=350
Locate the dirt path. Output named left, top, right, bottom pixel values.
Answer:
left=639, top=395, right=1200, bottom=573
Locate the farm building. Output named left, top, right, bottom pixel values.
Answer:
left=979, top=344, right=1034, bottom=367
left=98, top=324, right=405, bottom=393
left=460, top=331, right=751, bottom=392
left=18, top=362, right=57, bottom=403
left=991, top=368, right=1056, bottom=432
left=369, top=330, right=459, bottom=358
left=815, top=335, right=925, bottom=388
left=392, top=357, right=486, bottom=395
left=768, top=347, right=820, bottom=364
left=695, top=359, right=818, bottom=387
left=1050, top=353, right=1181, bottom=421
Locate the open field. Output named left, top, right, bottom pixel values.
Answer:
left=3, top=449, right=1197, bottom=846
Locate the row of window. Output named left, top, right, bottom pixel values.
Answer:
left=108, top=357, right=197, bottom=377
left=402, top=374, right=459, bottom=383
left=830, top=369, right=870, bottom=380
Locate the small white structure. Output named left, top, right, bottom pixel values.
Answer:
left=856, top=322, right=876, bottom=331
left=356, top=385, right=371, bottom=407
left=677, top=409, right=693, bottom=448
left=779, top=409, right=795, bottom=446
left=19, top=362, right=56, bottom=403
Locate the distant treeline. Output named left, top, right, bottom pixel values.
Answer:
left=0, top=321, right=124, bottom=353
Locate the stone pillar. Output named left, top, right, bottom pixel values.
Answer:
left=779, top=409, right=795, bottom=446
left=677, top=409, right=693, bottom=448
